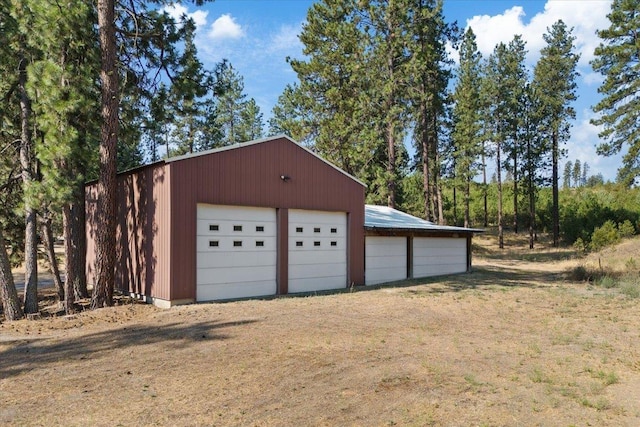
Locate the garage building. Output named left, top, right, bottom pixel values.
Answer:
left=86, top=135, right=479, bottom=307
left=364, top=205, right=480, bottom=285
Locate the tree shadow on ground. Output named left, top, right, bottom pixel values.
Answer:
left=356, top=265, right=564, bottom=296
left=0, top=318, right=257, bottom=379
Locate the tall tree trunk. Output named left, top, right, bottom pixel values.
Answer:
left=386, top=119, right=396, bottom=209
left=92, top=0, right=119, bottom=309
left=0, top=227, right=24, bottom=321
left=496, top=140, right=504, bottom=249
left=526, top=134, right=535, bottom=250
left=19, top=52, right=39, bottom=314
left=65, top=179, right=88, bottom=302
left=63, top=185, right=88, bottom=313
left=482, top=141, right=488, bottom=227
left=513, top=150, right=518, bottom=234
left=528, top=173, right=535, bottom=250
left=436, top=179, right=444, bottom=225
left=432, top=115, right=444, bottom=225
left=552, top=129, right=559, bottom=247
left=41, top=216, right=64, bottom=301
left=420, top=100, right=432, bottom=221
left=452, top=178, right=457, bottom=225
left=464, top=174, right=470, bottom=228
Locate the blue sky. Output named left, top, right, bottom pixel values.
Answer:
left=164, top=0, right=619, bottom=181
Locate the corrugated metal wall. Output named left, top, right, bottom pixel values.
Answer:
left=168, top=137, right=365, bottom=301
left=86, top=163, right=171, bottom=300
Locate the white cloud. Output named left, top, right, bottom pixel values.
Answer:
left=268, top=23, right=303, bottom=54
left=582, top=71, right=605, bottom=87
left=465, top=1, right=612, bottom=68
left=162, top=3, right=208, bottom=29
left=208, top=14, right=245, bottom=40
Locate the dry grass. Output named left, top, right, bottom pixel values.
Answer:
left=2, top=234, right=640, bottom=426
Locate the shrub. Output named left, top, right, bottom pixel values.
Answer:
left=596, top=275, right=618, bottom=289
left=625, top=258, right=638, bottom=272
left=569, top=265, right=591, bottom=282
left=620, top=276, right=640, bottom=299
left=618, top=220, right=636, bottom=238
left=590, top=221, right=620, bottom=251
left=573, top=237, right=587, bottom=253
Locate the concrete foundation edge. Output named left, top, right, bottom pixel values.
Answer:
left=129, top=293, right=194, bottom=308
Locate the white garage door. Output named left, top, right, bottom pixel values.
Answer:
left=196, top=204, right=277, bottom=301
left=288, top=209, right=347, bottom=293
left=365, top=236, right=407, bottom=285
left=413, top=237, right=467, bottom=278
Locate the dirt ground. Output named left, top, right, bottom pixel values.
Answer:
left=1, top=234, right=640, bottom=426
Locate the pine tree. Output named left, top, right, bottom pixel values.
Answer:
left=289, top=0, right=383, bottom=181
left=581, top=162, right=589, bottom=186
left=407, top=0, right=452, bottom=223
left=451, top=27, right=482, bottom=228
left=25, top=0, right=99, bottom=311
left=92, top=0, right=119, bottom=309
left=502, top=35, right=528, bottom=234
left=572, top=159, right=581, bottom=187
left=591, top=0, right=640, bottom=186
left=522, top=83, right=546, bottom=249
left=214, top=61, right=249, bottom=145
left=563, top=161, right=573, bottom=188
left=0, top=0, right=24, bottom=319
left=238, top=99, right=264, bottom=142
left=483, top=43, right=510, bottom=248
left=0, top=226, right=23, bottom=321
left=533, top=20, right=580, bottom=247
left=268, top=83, right=314, bottom=144
left=168, top=20, right=211, bottom=155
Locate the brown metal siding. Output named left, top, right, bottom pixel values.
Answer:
left=86, top=163, right=171, bottom=300
left=276, top=208, right=288, bottom=295
left=169, top=137, right=365, bottom=301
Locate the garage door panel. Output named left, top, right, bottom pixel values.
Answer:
left=288, top=209, right=347, bottom=294
left=365, top=236, right=407, bottom=285
left=371, top=255, right=406, bottom=269
left=288, top=276, right=346, bottom=293
left=288, top=238, right=344, bottom=251
left=196, top=251, right=276, bottom=269
left=414, top=238, right=466, bottom=250
left=288, top=249, right=344, bottom=264
left=196, top=204, right=277, bottom=301
left=412, top=237, right=467, bottom=278
left=197, top=281, right=275, bottom=301
left=197, top=221, right=276, bottom=237
left=289, top=262, right=346, bottom=279
left=366, top=241, right=406, bottom=257
left=289, top=228, right=346, bottom=239
left=414, top=263, right=465, bottom=277
left=197, top=265, right=276, bottom=286
left=197, top=235, right=276, bottom=252
left=198, top=204, right=275, bottom=222
left=414, top=253, right=467, bottom=265
left=367, top=267, right=406, bottom=284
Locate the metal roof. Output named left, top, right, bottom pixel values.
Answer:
left=364, top=205, right=483, bottom=233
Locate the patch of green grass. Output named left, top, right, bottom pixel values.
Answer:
left=463, top=374, right=485, bottom=390
left=552, top=333, right=576, bottom=346
left=529, top=367, right=552, bottom=384
left=597, top=370, right=619, bottom=386
left=620, top=278, right=640, bottom=299
left=581, top=397, right=611, bottom=411
left=528, top=342, right=542, bottom=356
left=597, top=275, right=618, bottom=289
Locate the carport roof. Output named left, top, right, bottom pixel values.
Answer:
left=364, top=205, right=483, bottom=233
